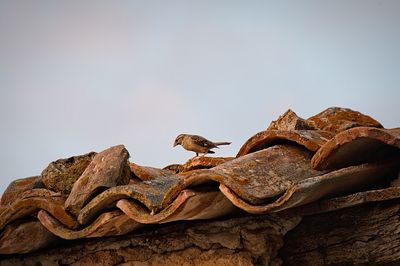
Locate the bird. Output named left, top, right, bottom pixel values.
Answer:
left=173, top=134, right=231, bottom=157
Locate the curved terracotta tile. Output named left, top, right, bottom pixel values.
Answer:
left=307, top=107, right=383, bottom=133
left=285, top=186, right=400, bottom=217
left=65, top=145, right=131, bottom=216
left=218, top=184, right=295, bottom=214
left=129, top=148, right=294, bottom=211
left=237, top=130, right=334, bottom=157
left=158, top=157, right=233, bottom=175
left=162, top=164, right=183, bottom=173
left=38, top=209, right=141, bottom=240
left=125, top=145, right=321, bottom=210
left=7, top=188, right=59, bottom=200
left=0, top=195, right=77, bottom=230
left=77, top=176, right=183, bottom=225
left=274, top=159, right=399, bottom=211
left=0, top=176, right=44, bottom=206
left=116, top=190, right=195, bottom=224
left=312, top=127, right=400, bottom=170
left=78, top=145, right=322, bottom=224
left=130, top=162, right=175, bottom=181
left=150, top=144, right=323, bottom=207
left=181, top=156, right=234, bottom=172
left=0, top=219, right=59, bottom=254
left=78, top=172, right=221, bottom=225
left=211, top=145, right=325, bottom=204
left=219, top=159, right=400, bottom=214
left=117, top=189, right=237, bottom=224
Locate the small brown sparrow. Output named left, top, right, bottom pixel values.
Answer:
left=173, top=134, right=231, bottom=156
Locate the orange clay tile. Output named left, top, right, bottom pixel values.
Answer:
left=312, top=127, right=400, bottom=170
left=38, top=209, right=140, bottom=240
left=237, top=130, right=334, bottom=157
left=307, top=107, right=383, bottom=133
left=65, top=145, right=131, bottom=216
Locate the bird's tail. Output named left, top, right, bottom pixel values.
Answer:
left=214, top=142, right=231, bottom=146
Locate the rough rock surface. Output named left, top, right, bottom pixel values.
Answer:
left=281, top=200, right=400, bottom=266
left=0, top=214, right=301, bottom=265
left=0, top=219, right=60, bottom=255
left=41, top=152, right=96, bottom=195
left=267, top=109, right=315, bottom=131
left=307, top=107, right=383, bottom=133
left=2, top=199, right=400, bottom=265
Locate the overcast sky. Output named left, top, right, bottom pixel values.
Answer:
left=1, top=1, right=399, bottom=193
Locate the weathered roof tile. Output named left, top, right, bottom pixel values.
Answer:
left=312, top=127, right=400, bottom=170
left=1, top=106, right=399, bottom=255
left=65, top=145, right=130, bottom=216
left=0, top=176, right=44, bottom=206
left=38, top=209, right=140, bottom=240
left=237, top=130, right=334, bottom=156
left=307, top=107, right=383, bottom=133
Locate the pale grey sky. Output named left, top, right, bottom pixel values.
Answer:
left=1, top=1, right=399, bottom=193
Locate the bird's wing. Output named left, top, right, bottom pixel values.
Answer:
left=191, top=135, right=215, bottom=147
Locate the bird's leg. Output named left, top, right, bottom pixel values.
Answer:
left=196, top=152, right=199, bottom=157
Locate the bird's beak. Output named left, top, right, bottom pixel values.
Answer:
left=173, top=142, right=177, bottom=147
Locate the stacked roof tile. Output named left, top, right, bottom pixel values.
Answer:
left=1, top=107, right=399, bottom=254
